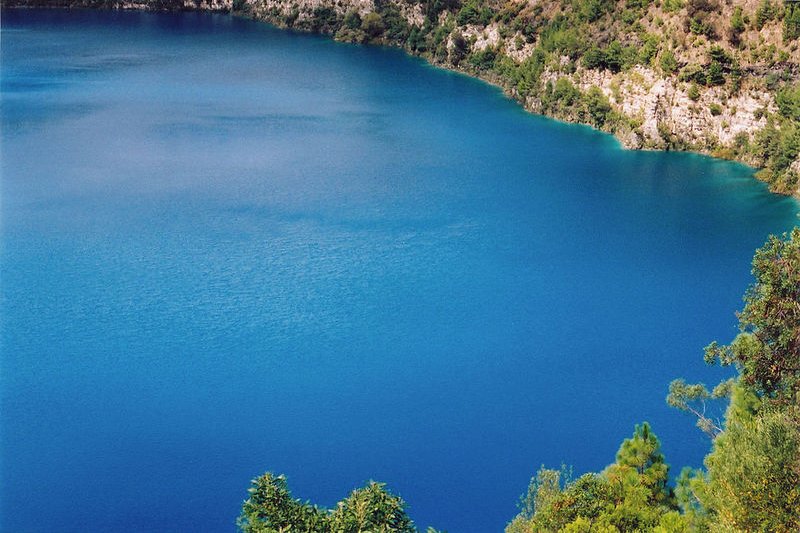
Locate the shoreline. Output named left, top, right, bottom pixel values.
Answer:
left=4, top=2, right=800, bottom=202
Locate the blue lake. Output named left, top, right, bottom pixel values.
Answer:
left=1, top=9, right=798, bottom=532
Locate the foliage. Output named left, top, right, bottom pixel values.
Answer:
left=330, top=482, right=416, bottom=533
left=705, top=61, right=725, bottom=86
left=776, top=83, right=800, bottom=121
left=380, top=6, right=410, bottom=42
left=786, top=4, right=800, bottom=42
left=517, top=465, right=572, bottom=520
left=687, top=82, right=700, bottom=101
left=508, top=228, right=800, bottom=533
left=756, top=0, right=779, bottom=30
left=584, top=86, right=612, bottom=127
left=507, top=424, right=681, bottom=532
left=310, top=6, right=340, bottom=33
left=667, top=378, right=731, bottom=437
left=456, top=0, right=494, bottom=26
left=361, top=12, right=385, bottom=39
left=343, top=11, right=361, bottom=30
left=670, top=229, right=800, bottom=532
left=729, top=6, right=745, bottom=45
left=450, top=30, right=469, bottom=64
left=582, top=41, right=634, bottom=73
left=704, top=227, right=800, bottom=400
left=659, top=49, right=678, bottom=75
left=238, top=473, right=330, bottom=533
left=468, top=46, right=498, bottom=70
left=700, top=401, right=800, bottom=531
left=239, top=474, right=419, bottom=533
left=515, top=48, right=546, bottom=96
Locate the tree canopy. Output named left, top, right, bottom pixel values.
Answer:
left=238, top=473, right=421, bottom=533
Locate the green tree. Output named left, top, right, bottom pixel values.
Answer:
left=239, top=475, right=420, bottom=532
left=238, top=473, right=330, bottom=533
left=609, top=423, right=671, bottom=506
left=361, top=12, right=385, bottom=40
left=450, top=30, right=469, bottom=65
left=704, top=228, right=800, bottom=402
left=706, top=60, right=725, bottom=86
left=584, top=86, right=612, bottom=127
left=660, top=49, right=678, bottom=75
left=330, top=481, right=416, bottom=533
left=729, top=6, right=745, bottom=44
left=756, top=0, right=777, bottom=29
left=604, top=40, right=624, bottom=72
left=700, top=395, right=800, bottom=531
left=343, top=11, right=361, bottom=30
left=667, top=378, right=731, bottom=437
left=786, top=4, right=800, bottom=41
left=517, top=465, right=572, bottom=519
left=687, top=82, right=700, bottom=101
left=670, top=228, right=800, bottom=532
left=507, top=424, right=680, bottom=532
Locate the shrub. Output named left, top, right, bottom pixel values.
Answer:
left=688, top=82, right=701, bottom=100
left=361, top=12, right=385, bottom=39
left=660, top=49, right=678, bottom=74
left=706, top=61, right=725, bottom=86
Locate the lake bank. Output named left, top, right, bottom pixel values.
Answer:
left=5, top=0, right=799, bottom=198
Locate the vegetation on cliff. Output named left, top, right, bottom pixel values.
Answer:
left=241, top=227, right=800, bottom=532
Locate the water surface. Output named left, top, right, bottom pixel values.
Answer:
left=2, top=9, right=798, bottom=532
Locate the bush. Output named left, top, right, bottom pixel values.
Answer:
left=584, top=86, right=613, bottom=126
left=343, top=11, right=361, bottom=30
left=784, top=4, right=800, bottom=41
left=706, top=61, right=725, bottom=86
left=361, top=12, right=385, bottom=39
left=688, top=82, right=701, bottom=100
left=552, top=77, right=581, bottom=108
left=755, top=0, right=778, bottom=30
left=775, top=83, right=800, bottom=120
left=310, top=7, right=339, bottom=33
left=456, top=0, right=494, bottom=26
left=660, top=49, right=678, bottom=74
left=729, top=6, right=745, bottom=44
left=468, top=46, right=498, bottom=70
left=450, top=30, right=469, bottom=65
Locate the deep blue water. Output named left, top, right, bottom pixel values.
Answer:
left=1, top=8, right=798, bottom=532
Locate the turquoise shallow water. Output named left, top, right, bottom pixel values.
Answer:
left=1, top=9, right=798, bottom=532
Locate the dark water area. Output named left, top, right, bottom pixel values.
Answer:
left=1, top=8, right=798, bottom=532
